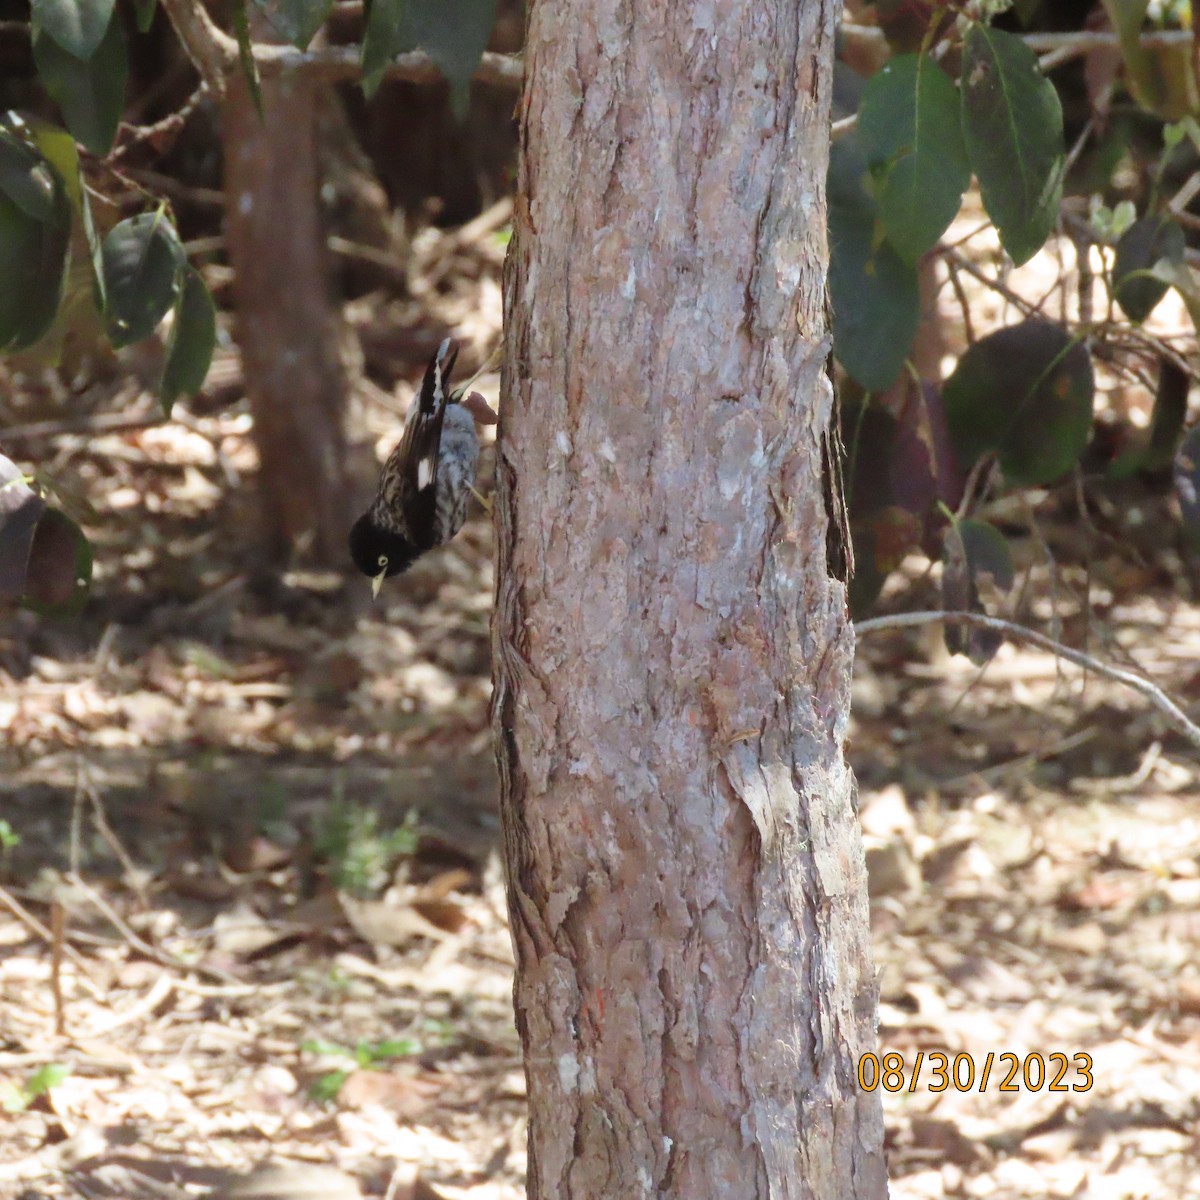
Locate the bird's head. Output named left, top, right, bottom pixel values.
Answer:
left=349, top=514, right=420, bottom=598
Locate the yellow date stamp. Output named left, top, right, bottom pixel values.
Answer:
left=858, top=1051, right=1094, bottom=1093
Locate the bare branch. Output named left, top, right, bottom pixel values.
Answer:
left=940, top=248, right=1041, bottom=318
left=158, top=0, right=234, bottom=97
left=855, top=609, right=1200, bottom=751
left=158, top=1, right=522, bottom=92
left=1022, top=27, right=1191, bottom=61
left=248, top=44, right=525, bottom=88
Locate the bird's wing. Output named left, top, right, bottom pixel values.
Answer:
left=382, top=338, right=458, bottom=549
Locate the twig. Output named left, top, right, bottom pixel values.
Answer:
left=945, top=257, right=975, bottom=344
left=158, top=0, right=522, bottom=93
left=76, top=764, right=149, bottom=909
left=835, top=21, right=1193, bottom=61
left=855, top=610, right=1200, bottom=750
left=940, top=248, right=1040, bottom=318
left=0, top=884, right=105, bottom=998
left=1169, top=170, right=1200, bottom=217
left=112, top=84, right=208, bottom=161
left=2, top=408, right=166, bottom=444
left=51, top=902, right=65, bottom=1037
left=831, top=114, right=857, bottom=142
left=1021, top=28, right=1192, bottom=61
left=242, top=43, right=524, bottom=88
left=158, top=0, right=233, bottom=97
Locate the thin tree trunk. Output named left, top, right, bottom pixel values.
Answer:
left=494, top=2, right=887, bottom=1198
left=223, top=37, right=350, bottom=565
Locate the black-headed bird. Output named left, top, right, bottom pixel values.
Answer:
left=349, top=338, right=497, bottom=597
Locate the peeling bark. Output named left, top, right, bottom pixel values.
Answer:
left=493, top=1, right=887, bottom=1197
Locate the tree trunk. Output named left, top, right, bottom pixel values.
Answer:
left=494, top=2, right=887, bottom=1198
left=223, top=35, right=351, bottom=566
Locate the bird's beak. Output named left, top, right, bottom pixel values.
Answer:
left=371, top=569, right=387, bottom=600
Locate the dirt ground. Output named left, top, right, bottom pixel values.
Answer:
left=2, top=218, right=1199, bottom=1199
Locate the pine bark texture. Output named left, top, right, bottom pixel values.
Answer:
left=494, top=2, right=887, bottom=1198
left=224, top=30, right=351, bottom=565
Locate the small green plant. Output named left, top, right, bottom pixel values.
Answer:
left=0, top=819, right=20, bottom=879
left=312, top=800, right=419, bottom=898
left=1, top=1063, right=70, bottom=1113
left=302, top=1037, right=422, bottom=1104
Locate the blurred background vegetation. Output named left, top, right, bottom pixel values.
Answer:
left=1, top=0, right=1200, bottom=1195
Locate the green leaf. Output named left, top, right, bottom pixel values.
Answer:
left=0, top=455, right=47, bottom=602
left=1102, top=0, right=1196, bottom=121
left=21, top=1063, right=72, bottom=1102
left=960, top=22, right=1063, bottom=266
left=942, top=517, right=1013, bottom=662
left=308, top=1070, right=348, bottom=1104
left=0, top=133, right=72, bottom=351
left=847, top=508, right=922, bottom=618
left=1142, top=358, right=1190, bottom=473
left=18, top=115, right=84, bottom=209
left=134, top=0, right=157, bottom=33
left=1113, top=214, right=1185, bottom=323
left=232, top=0, right=264, bottom=118
left=361, top=0, right=411, bottom=100
left=21, top=508, right=92, bottom=617
left=30, top=0, right=116, bottom=60
left=827, top=135, right=920, bottom=392
left=858, top=54, right=970, bottom=263
left=406, top=0, right=498, bottom=116
left=943, top=318, right=1093, bottom=485
left=0, top=128, right=62, bottom=222
left=100, top=212, right=185, bottom=348
left=260, top=0, right=336, bottom=50
left=160, top=267, right=216, bottom=415
left=1145, top=256, right=1200, bottom=335
left=82, top=188, right=105, bottom=307
left=32, top=8, right=128, bottom=156
left=363, top=1038, right=419, bottom=1062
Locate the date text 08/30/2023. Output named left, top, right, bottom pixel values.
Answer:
left=857, top=1051, right=1094, bottom=1093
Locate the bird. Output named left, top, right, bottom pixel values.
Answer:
left=349, top=337, right=497, bottom=598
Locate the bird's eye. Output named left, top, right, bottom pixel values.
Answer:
left=377, top=554, right=388, bottom=569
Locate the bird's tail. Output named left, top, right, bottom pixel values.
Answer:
left=418, top=337, right=459, bottom=415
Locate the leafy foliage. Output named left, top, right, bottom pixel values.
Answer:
left=1113, top=214, right=1186, bottom=322
left=405, top=0, right=499, bottom=115
left=943, top=319, right=1094, bottom=487
left=31, top=5, right=128, bottom=156
left=360, top=0, right=410, bottom=98
left=30, top=0, right=116, bottom=61
left=831, top=4, right=1200, bottom=636
left=264, top=0, right=336, bottom=50
left=2, top=0, right=505, bottom=621
left=161, top=267, right=218, bottom=416
left=101, top=213, right=185, bottom=348
left=232, top=0, right=264, bottom=118
left=0, top=130, right=72, bottom=351
left=1, top=1063, right=71, bottom=1114
left=942, top=517, right=1014, bottom=663
left=960, top=23, right=1064, bottom=267
left=0, top=457, right=92, bottom=617
left=858, top=54, right=969, bottom=264
left=302, top=1036, right=422, bottom=1104
left=312, top=803, right=419, bottom=898
left=828, top=135, right=920, bottom=391
left=361, top=0, right=498, bottom=108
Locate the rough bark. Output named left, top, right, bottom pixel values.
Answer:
left=223, top=31, right=351, bottom=565
left=494, top=1, right=887, bottom=1198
